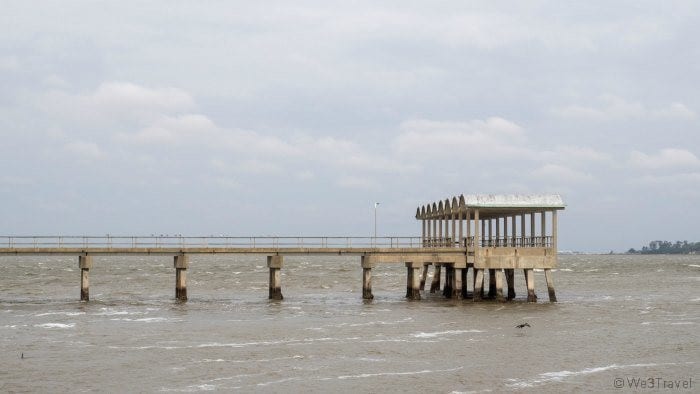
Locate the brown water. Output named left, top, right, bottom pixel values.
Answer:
left=1, top=255, right=698, bottom=392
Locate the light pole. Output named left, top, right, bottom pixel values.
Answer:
left=374, top=202, right=380, bottom=246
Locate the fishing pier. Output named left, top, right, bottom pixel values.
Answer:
left=0, top=194, right=565, bottom=303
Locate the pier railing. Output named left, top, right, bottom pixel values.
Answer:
left=421, top=236, right=552, bottom=248
left=0, top=236, right=426, bottom=249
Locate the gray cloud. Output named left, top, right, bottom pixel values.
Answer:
left=1, top=1, right=700, bottom=252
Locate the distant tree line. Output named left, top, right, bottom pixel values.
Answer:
left=627, top=240, right=700, bottom=254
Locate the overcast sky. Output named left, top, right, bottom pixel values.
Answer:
left=1, top=1, right=699, bottom=252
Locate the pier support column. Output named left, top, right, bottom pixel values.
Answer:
left=488, top=269, right=496, bottom=299
left=544, top=268, right=557, bottom=302
left=473, top=269, right=484, bottom=302
left=452, top=266, right=464, bottom=300
left=505, top=269, right=516, bottom=300
left=174, top=255, right=189, bottom=301
left=525, top=269, right=536, bottom=302
left=361, top=255, right=377, bottom=300
left=79, top=256, right=93, bottom=301
left=443, top=264, right=453, bottom=298
left=405, top=262, right=422, bottom=300
left=495, top=269, right=505, bottom=302
left=419, top=262, right=431, bottom=291
left=267, top=256, right=284, bottom=300
left=430, top=264, right=441, bottom=293
left=461, top=266, right=470, bottom=298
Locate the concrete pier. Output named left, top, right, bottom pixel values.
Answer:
left=405, top=262, right=421, bottom=300
left=494, top=269, right=505, bottom=302
left=473, top=269, right=484, bottom=302
left=267, top=255, right=283, bottom=300
left=174, top=255, right=189, bottom=301
left=419, top=262, right=430, bottom=291
left=488, top=269, right=496, bottom=299
left=461, top=266, right=469, bottom=298
left=361, top=255, right=376, bottom=300
left=443, top=265, right=453, bottom=298
left=505, top=269, right=515, bottom=300
left=430, top=264, right=441, bottom=293
left=79, top=255, right=92, bottom=301
left=524, top=268, right=536, bottom=302
left=545, top=268, right=557, bottom=302
left=452, top=266, right=463, bottom=300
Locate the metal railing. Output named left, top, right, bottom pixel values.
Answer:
left=1, top=235, right=553, bottom=250
left=420, top=236, right=552, bottom=248
left=0, top=236, right=425, bottom=249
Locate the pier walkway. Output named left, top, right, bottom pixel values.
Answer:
left=1, top=194, right=565, bottom=304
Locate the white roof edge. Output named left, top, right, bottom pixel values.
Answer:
left=462, top=194, right=565, bottom=208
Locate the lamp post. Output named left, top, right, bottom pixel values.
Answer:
left=374, top=202, right=380, bottom=246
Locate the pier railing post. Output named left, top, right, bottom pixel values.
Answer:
left=267, top=255, right=284, bottom=300
left=174, top=255, right=189, bottom=301
left=79, top=255, right=93, bottom=301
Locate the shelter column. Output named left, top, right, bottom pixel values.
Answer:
left=511, top=215, right=517, bottom=247
left=541, top=211, right=547, bottom=247
left=79, top=255, right=93, bottom=301
left=520, top=214, right=526, bottom=247
left=458, top=211, right=463, bottom=247
left=174, top=254, right=189, bottom=301
left=421, top=219, right=426, bottom=245
left=267, top=255, right=284, bottom=300
left=530, top=213, right=536, bottom=246
left=361, top=255, right=376, bottom=300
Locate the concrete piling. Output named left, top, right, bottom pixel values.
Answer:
left=505, top=269, right=515, bottom=300
left=430, top=264, right=441, bottom=293
left=267, top=255, right=284, bottom=300
left=361, top=255, right=376, bottom=300
left=473, top=269, right=484, bottom=302
left=174, top=255, right=189, bottom=301
left=405, top=262, right=422, bottom=300
left=524, top=268, right=536, bottom=302
left=461, top=266, right=469, bottom=298
left=488, top=269, right=496, bottom=299
left=419, top=262, right=431, bottom=291
left=544, top=268, right=557, bottom=302
left=79, top=255, right=92, bottom=301
left=442, top=265, right=453, bottom=298
left=494, top=269, right=505, bottom=302
left=452, top=266, right=463, bottom=300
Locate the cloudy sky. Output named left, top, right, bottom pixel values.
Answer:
left=1, top=1, right=699, bottom=252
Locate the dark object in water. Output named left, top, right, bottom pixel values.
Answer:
left=515, top=323, right=531, bottom=329
left=21, top=352, right=24, bottom=359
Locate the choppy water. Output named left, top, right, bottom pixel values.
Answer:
left=1, top=254, right=698, bottom=392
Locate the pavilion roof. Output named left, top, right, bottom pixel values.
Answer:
left=416, top=194, right=565, bottom=220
